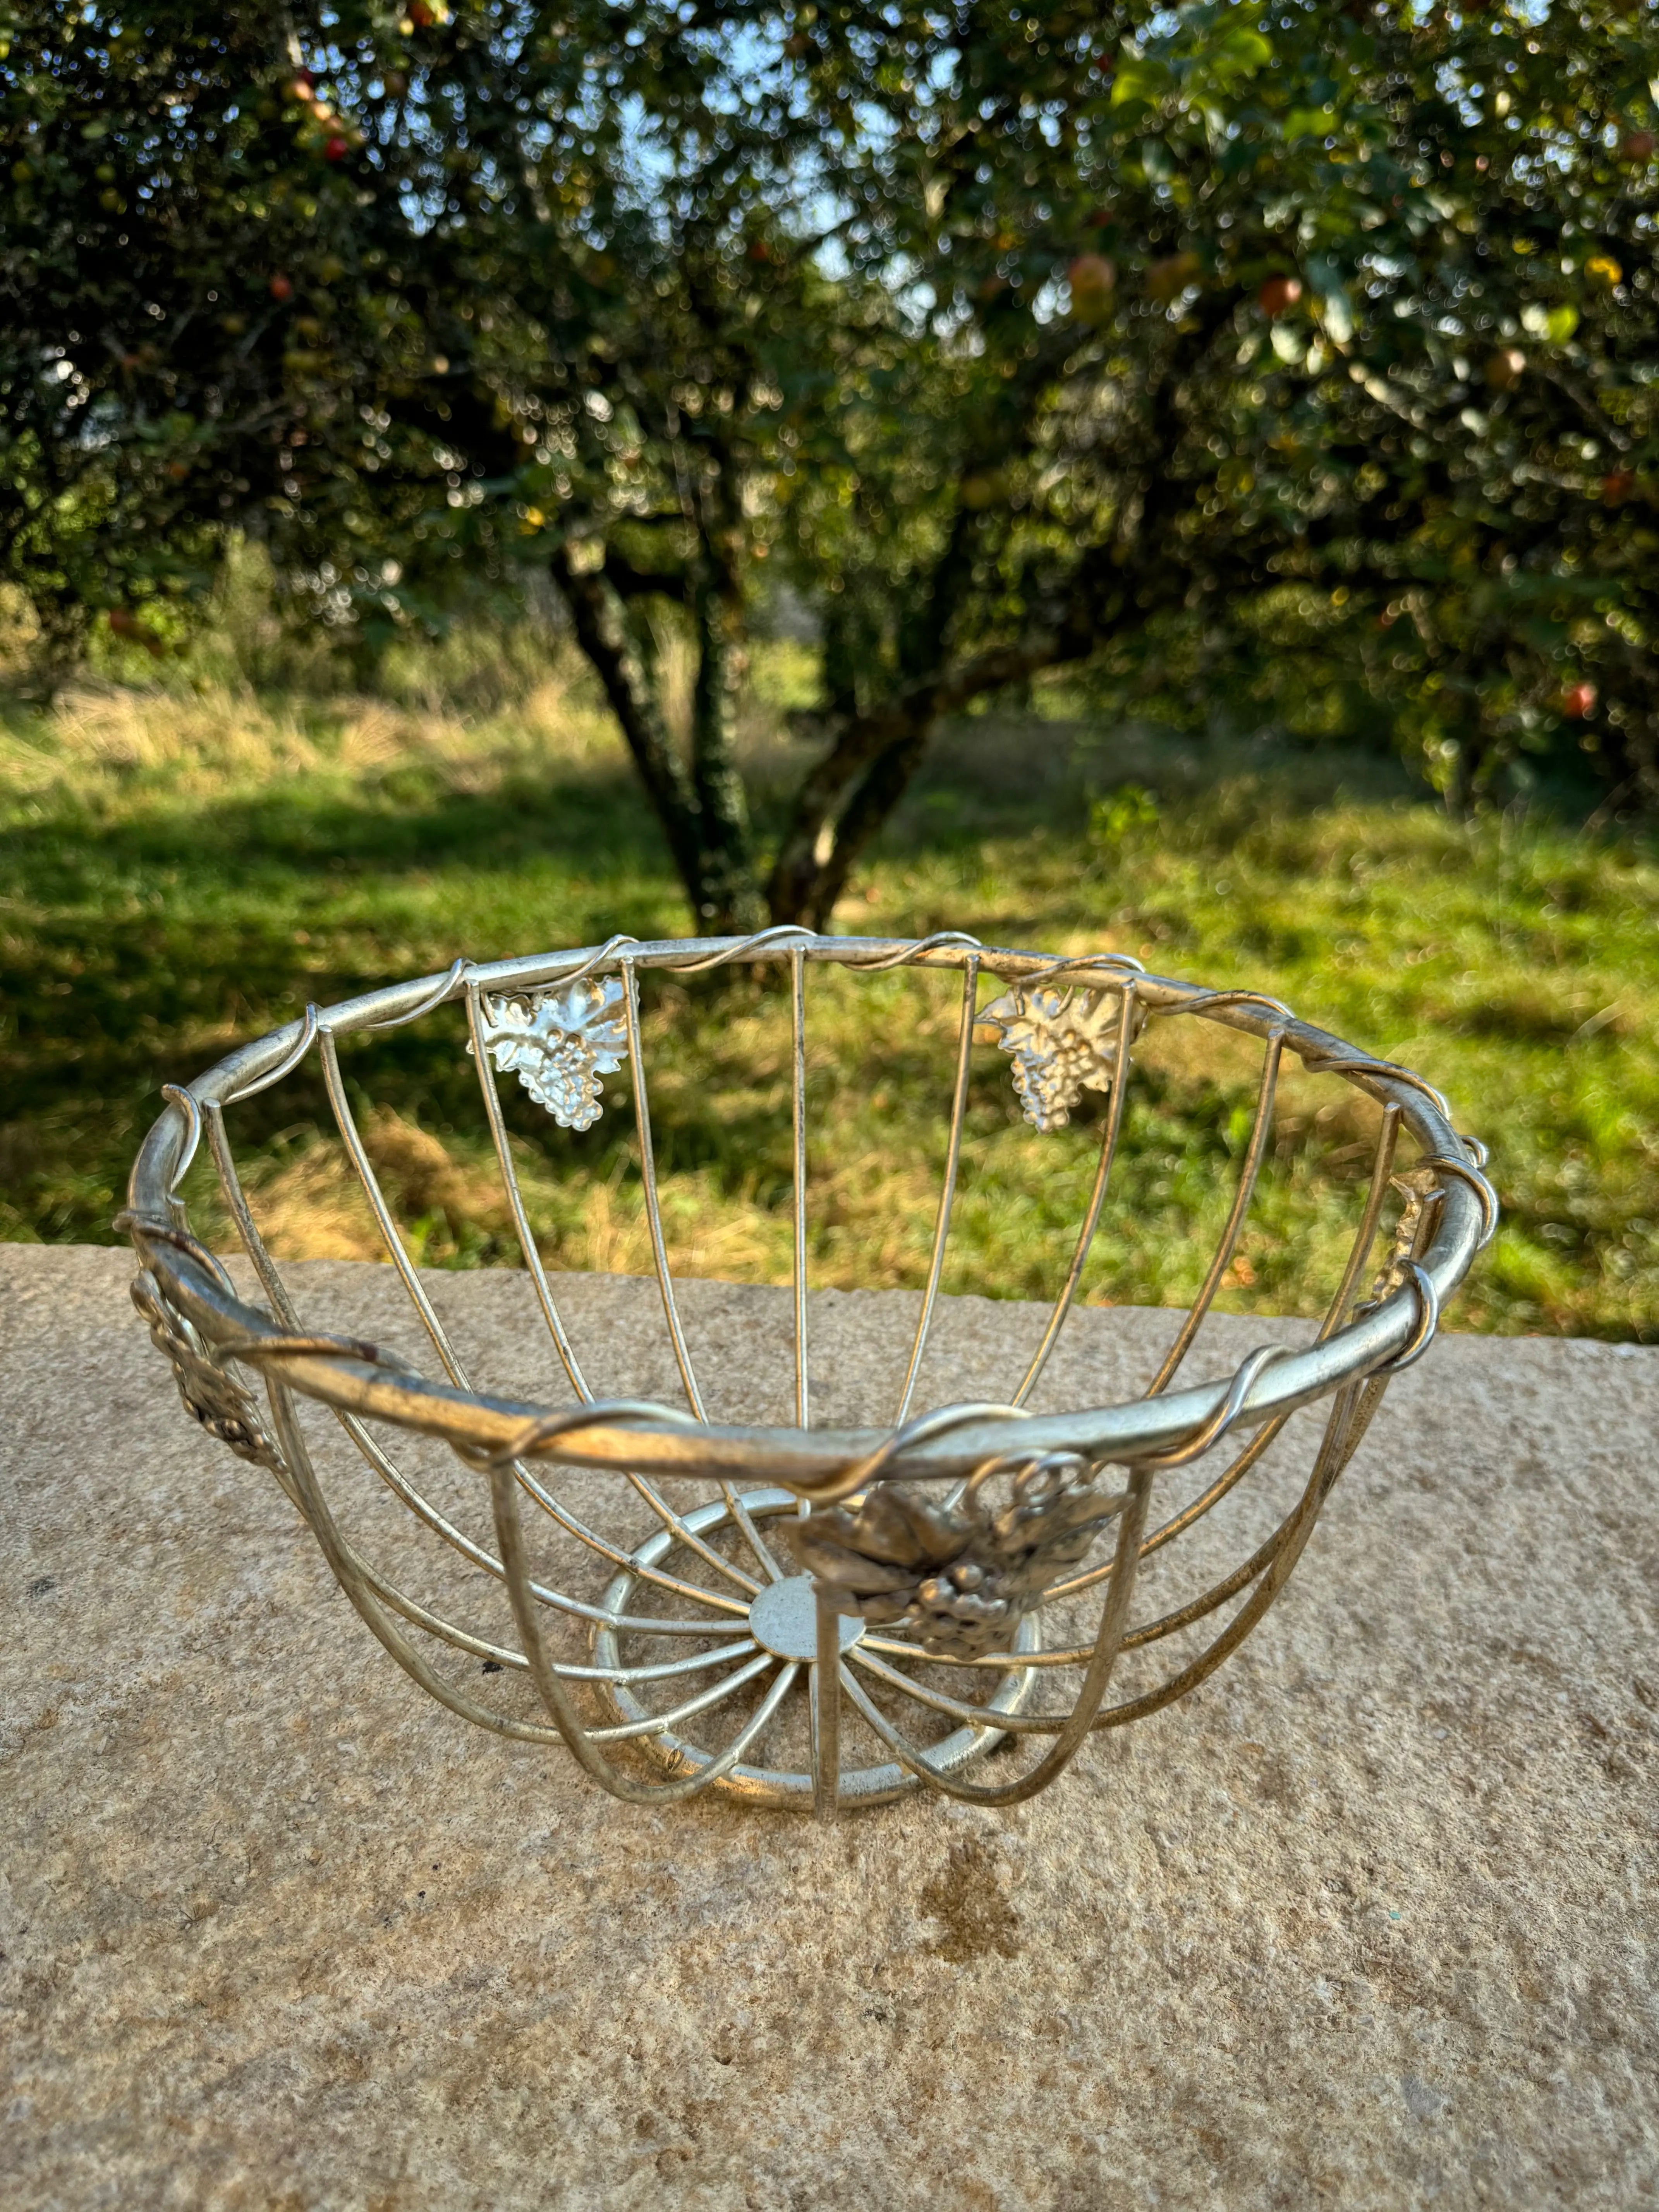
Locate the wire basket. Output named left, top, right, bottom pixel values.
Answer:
left=123, top=928, right=1496, bottom=1815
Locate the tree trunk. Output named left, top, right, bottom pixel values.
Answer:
left=549, top=544, right=765, bottom=932
left=689, top=565, right=766, bottom=930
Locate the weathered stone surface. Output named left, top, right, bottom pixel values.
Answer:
left=2, top=1243, right=1656, bottom=2210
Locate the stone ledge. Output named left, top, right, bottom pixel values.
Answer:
left=2, top=1244, right=1656, bottom=2210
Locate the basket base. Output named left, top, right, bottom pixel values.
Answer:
left=747, top=1573, right=866, bottom=1662
left=593, top=1490, right=1038, bottom=1810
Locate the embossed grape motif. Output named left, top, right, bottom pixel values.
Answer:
left=785, top=1461, right=1128, bottom=1659
left=471, top=977, right=630, bottom=1130
left=131, top=1268, right=283, bottom=1470
left=975, top=985, right=1140, bottom=1132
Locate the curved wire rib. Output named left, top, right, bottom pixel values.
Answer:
left=464, top=981, right=593, bottom=1401
left=854, top=1099, right=1407, bottom=1652
left=1012, top=979, right=1140, bottom=1408
left=619, top=958, right=784, bottom=1583
left=1144, top=1029, right=1285, bottom=1399
left=469, top=1400, right=755, bottom=1616
left=316, top=1533, right=757, bottom=1686
left=790, top=949, right=811, bottom=1436
left=584, top=1650, right=780, bottom=1743
left=318, top=1028, right=472, bottom=1386
left=894, top=957, right=982, bottom=1425
left=847, top=1370, right=1383, bottom=1737
left=493, top=1440, right=802, bottom=1804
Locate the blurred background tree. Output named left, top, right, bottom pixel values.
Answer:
left=3, top=0, right=1657, bottom=925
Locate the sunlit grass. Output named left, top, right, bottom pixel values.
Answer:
left=1, top=653, right=1653, bottom=1341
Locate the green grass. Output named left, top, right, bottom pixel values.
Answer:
left=1, top=652, right=1654, bottom=1342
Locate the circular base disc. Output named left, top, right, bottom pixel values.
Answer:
left=747, top=1573, right=865, bottom=1662
left=593, top=1489, right=1038, bottom=1810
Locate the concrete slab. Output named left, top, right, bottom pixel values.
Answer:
left=2, top=1244, right=1656, bottom=2209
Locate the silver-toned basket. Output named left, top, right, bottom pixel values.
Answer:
left=123, top=928, right=1496, bottom=1815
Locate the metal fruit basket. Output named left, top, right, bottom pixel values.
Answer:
left=122, top=928, right=1496, bottom=1815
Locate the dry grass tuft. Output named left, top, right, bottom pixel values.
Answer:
left=247, top=1109, right=514, bottom=1264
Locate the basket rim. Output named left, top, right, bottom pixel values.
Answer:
left=125, top=927, right=1494, bottom=1487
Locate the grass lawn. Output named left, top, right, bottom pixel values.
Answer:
left=2, top=650, right=1654, bottom=1343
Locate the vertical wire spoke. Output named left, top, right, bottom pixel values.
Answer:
left=465, top=981, right=592, bottom=1401
left=1324, top=1101, right=1403, bottom=1331
left=1144, top=1028, right=1286, bottom=1399
left=318, top=1028, right=472, bottom=1388
left=204, top=1099, right=303, bottom=1329
left=620, top=958, right=784, bottom=1583
left=812, top=1585, right=843, bottom=1820
left=790, top=949, right=811, bottom=1442
left=895, top=955, right=982, bottom=1425
left=1013, top=980, right=1140, bottom=1408
left=619, top=958, right=707, bottom=1418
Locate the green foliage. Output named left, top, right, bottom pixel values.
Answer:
left=0, top=668, right=1654, bottom=1341
left=3, top=0, right=1658, bottom=915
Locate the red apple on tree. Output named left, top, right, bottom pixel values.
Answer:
left=1559, top=680, right=1597, bottom=718
left=1258, top=274, right=1302, bottom=317
left=269, top=273, right=294, bottom=301
left=1602, top=470, right=1635, bottom=505
left=1486, top=348, right=1525, bottom=390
